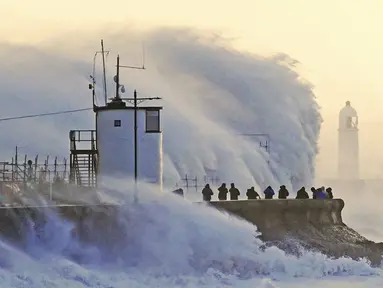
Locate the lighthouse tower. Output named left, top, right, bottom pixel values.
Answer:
left=338, top=101, right=359, bottom=180
left=94, top=56, right=163, bottom=188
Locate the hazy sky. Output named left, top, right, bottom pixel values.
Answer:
left=1, top=0, right=382, bottom=178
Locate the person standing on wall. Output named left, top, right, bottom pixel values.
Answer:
left=202, top=184, right=214, bottom=201
left=315, top=187, right=326, bottom=199
left=218, top=183, right=228, bottom=200
left=229, top=183, right=240, bottom=200
left=310, top=187, right=317, bottom=199
left=263, top=186, right=275, bottom=199
left=246, top=187, right=261, bottom=199
left=295, top=187, right=309, bottom=199
left=278, top=185, right=289, bottom=199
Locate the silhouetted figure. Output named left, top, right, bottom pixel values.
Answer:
left=326, top=187, right=333, bottom=199
left=263, top=186, right=275, bottom=199
left=316, top=187, right=326, bottom=199
left=229, top=183, right=240, bottom=200
left=27, top=160, right=33, bottom=181
left=218, top=183, right=228, bottom=200
left=278, top=185, right=289, bottom=199
left=246, top=187, right=261, bottom=200
left=202, top=184, right=214, bottom=201
left=295, top=187, right=309, bottom=199
left=172, top=188, right=184, bottom=197
left=311, top=187, right=317, bottom=199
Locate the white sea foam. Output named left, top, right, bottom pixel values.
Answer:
left=0, top=27, right=381, bottom=287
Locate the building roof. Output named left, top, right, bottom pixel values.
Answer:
left=93, top=99, right=162, bottom=112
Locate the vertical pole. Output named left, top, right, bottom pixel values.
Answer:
left=91, top=73, right=95, bottom=107
left=15, top=146, right=18, bottom=180
left=133, top=90, right=138, bottom=203
left=69, top=154, right=73, bottom=183
left=64, top=158, right=67, bottom=181
left=101, top=39, right=108, bottom=104
left=45, top=155, right=49, bottom=182
left=23, top=155, right=27, bottom=183
left=34, top=155, right=38, bottom=182
left=134, top=90, right=138, bottom=182
left=49, top=170, right=52, bottom=201
left=11, top=157, right=14, bottom=181
left=115, top=55, right=120, bottom=100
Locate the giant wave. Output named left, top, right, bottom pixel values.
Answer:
left=0, top=27, right=321, bottom=193
left=0, top=27, right=381, bottom=287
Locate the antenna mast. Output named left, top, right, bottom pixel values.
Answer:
left=90, top=40, right=109, bottom=109
left=101, top=40, right=108, bottom=105
left=114, top=53, right=148, bottom=185
left=115, top=55, right=120, bottom=100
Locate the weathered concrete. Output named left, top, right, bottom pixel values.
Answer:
left=209, top=199, right=344, bottom=233
left=208, top=199, right=383, bottom=265
left=0, top=199, right=382, bottom=265
left=0, top=205, right=121, bottom=250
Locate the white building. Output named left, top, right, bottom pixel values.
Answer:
left=95, top=96, right=163, bottom=188
left=338, top=101, right=359, bottom=180
left=69, top=50, right=163, bottom=190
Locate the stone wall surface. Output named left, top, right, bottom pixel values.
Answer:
left=0, top=199, right=381, bottom=265
left=208, top=199, right=383, bottom=265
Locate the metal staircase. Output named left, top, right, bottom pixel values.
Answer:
left=69, top=130, right=98, bottom=188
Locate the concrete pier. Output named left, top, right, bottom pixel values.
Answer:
left=208, top=199, right=344, bottom=240
left=0, top=199, right=381, bottom=265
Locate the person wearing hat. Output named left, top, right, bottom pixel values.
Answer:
left=278, top=185, right=289, bottom=199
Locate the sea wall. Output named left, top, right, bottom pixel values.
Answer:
left=208, top=199, right=383, bottom=265
left=0, top=199, right=382, bottom=265
left=0, top=205, right=120, bottom=247
left=208, top=199, right=345, bottom=240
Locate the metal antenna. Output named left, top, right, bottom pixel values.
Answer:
left=101, top=39, right=108, bottom=105
left=113, top=47, right=145, bottom=99
left=115, top=55, right=120, bottom=100
left=89, top=40, right=110, bottom=108
left=118, top=41, right=146, bottom=70
left=114, top=53, right=160, bottom=199
left=142, top=42, right=146, bottom=69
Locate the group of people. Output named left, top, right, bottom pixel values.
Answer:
left=201, top=183, right=334, bottom=201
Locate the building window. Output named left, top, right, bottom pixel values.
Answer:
left=114, top=120, right=121, bottom=127
left=146, top=110, right=160, bottom=132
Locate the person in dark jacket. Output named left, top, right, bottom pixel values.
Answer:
left=218, top=183, right=228, bottom=200
left=202, top=184, right=213, bottom=201
left=316, top=187, right=326, bottom=199
left=246, top=187, right=261, bottom=199
left=263, top=186, right=275, bottom=199
left=310, top=187, right=317, bottom=199
left=326, top=187, right=333, bottom=199
left=295, top=187, right=309, bottom=199
left=278, top=185, right=289, bottom=199
left=229, top=183, right=240, bottom=200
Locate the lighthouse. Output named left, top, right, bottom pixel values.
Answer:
left=338, top=101, right=359, bottom=180
left=95, top=55, right=163, bottom=188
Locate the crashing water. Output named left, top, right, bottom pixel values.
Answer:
left=0, top=183, right=381, bottom=288
left=0, top=28, right=382, bottom=287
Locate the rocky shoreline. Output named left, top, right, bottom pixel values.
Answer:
left=209, top=199, right=383, bottom=266
left=258, top=221, right=383, bottom=266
